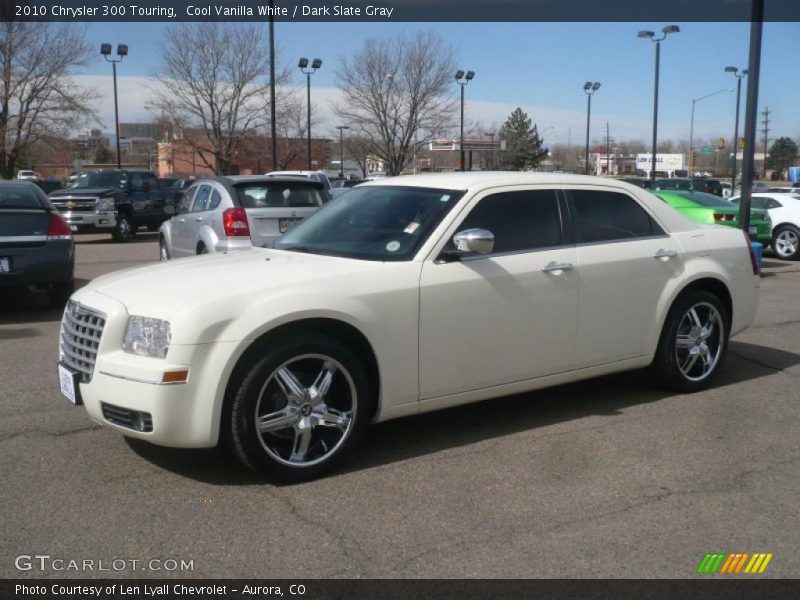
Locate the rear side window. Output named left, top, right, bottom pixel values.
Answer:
left=567, top=189, right=664, bottom=243
left=209, top=189, right=223, bottom=210
left=456, top=190, right=563, bottom=253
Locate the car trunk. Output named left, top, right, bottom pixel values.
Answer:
left=245, top=206, right=318, bottom=247
left=0, top=210, right=51, bottom=249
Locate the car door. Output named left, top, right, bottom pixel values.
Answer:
left=184, top=184, right=212, bottom=253
left=418, top=187, right=578, bottom=399
left=169, top=187, right=198, bottom=258
left=564, top=186, right=683, bottom=368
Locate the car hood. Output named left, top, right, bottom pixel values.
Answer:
left=83, top=248, right=388, bottom=322
left=49, top=187, right=117, bottom=198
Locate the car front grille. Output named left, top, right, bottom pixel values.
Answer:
left=60, top=300, right=106, bottom=383
left=52, top=197, right=98, bottom=212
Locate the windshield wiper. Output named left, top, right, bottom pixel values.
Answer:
left=275, top=244, right=324, bottom=254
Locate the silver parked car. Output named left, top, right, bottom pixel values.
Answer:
left=158, top=176, right=325, bottom=260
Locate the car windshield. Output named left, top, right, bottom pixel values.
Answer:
left=71, top=171, right=127, bottom=190
left=235, top=183, right=324, bottom=208
left=655, top=179, right=693, bottom=191
left=0, top=185, right=43, bottom=209
left=273, top=185, right=464, bottom=261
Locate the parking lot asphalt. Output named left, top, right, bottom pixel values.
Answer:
left=1, top=232, right=799, bottom=579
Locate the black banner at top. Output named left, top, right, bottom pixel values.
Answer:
left=3, top=0, right=800, bottom=23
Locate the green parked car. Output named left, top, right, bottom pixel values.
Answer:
left=651, top=190, right=772, bottom=247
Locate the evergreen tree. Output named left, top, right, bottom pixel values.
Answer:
left=498, top=108, right=548, bottom=171
left=767, top=137, right=799, bottom=176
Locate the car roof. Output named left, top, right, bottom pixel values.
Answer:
left=356, top=171, right=658, bottom=190
left=213, top=175, right=323, bottom=187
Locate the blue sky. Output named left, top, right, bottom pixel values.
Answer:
left=80, top=21, right=800, bottom=145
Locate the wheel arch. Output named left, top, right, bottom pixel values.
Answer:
left=217, top=317, right=382, bottom=443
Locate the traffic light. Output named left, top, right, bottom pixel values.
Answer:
left=718, top=138, right=726, bottom=150
left=738, top=137, right=745, bottom=150
left=691, top=149, right=697, bottom=167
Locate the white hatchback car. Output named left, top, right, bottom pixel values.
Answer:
left=58, top=173, right=759, bottom=481
left=158, top=176, right=326, bottom=260
left=730, top=192, right=800, bottom=260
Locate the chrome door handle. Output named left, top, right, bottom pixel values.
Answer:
left=542, top=261, right=575, bottom=273
left=653, top=249, right=678, bottom=259
left=177, top=218, right=185, bottom=223
left=194, top=217, right=204, bottom=222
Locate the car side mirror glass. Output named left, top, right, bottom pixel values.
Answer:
left=453, top=228, right=495, bottom=255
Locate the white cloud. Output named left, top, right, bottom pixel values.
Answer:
left=74, top=74, right=692, bottom=145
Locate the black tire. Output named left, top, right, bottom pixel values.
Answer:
left=197, top=244, right=208, bottom=255
left=112, top=213, right=135, bottom=242
left=159, top=237, right=170, bottom=261
left=772, top=224, right=800, bottom=261
left=49, top=279, right=74, bottom=309
left=650, top=290, right=729, bottom=393
left=147, top=223, right=161, bottom=232
left=225, top=333, right=371, bottom=482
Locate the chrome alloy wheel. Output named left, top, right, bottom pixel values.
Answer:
left=674, top=302, right=725, bottom=382
left=254, top=354, right=356, bottom=467
left=774, top=228, right=799, bottom=259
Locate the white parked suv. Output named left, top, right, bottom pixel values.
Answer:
left=57, top=173, right=759, bottom=481
left=730, top=192, right=800, bottom=260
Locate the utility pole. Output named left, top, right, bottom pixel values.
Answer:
left=605, top=122, right=613, bottom=176
left=760, top=106, right=770, bottom=179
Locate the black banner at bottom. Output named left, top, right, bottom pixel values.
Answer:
left=3, top=579, right=800, bottom=600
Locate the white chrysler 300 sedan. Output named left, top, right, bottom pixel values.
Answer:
left=57, top=173, right=759, bottom=481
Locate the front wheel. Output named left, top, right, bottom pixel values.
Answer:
left=650, top=290, right=728, bottom=393
left=772, top=225, right=800, bottom=260
left=112, top=214, right=135, bottom=242
left=226, top=333, right=371, bottom=482
left=159, top=238, right=170, bottom=261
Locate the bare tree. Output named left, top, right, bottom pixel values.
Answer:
left=149, top=23, right=282, bottom=175
left=272, top=92, right=322, bottom=170
left=333, top=31, right=456, bottom=176
left=0, top=17, right=96, bottom=178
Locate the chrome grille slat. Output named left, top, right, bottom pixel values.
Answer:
left=59, top=300, right=107, bottom=384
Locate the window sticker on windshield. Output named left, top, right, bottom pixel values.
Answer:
left=386, top=241, right=401, bottom=252
left=440, top=194, right=450, bottom=202
left=404, top=222, right=420, bottom=234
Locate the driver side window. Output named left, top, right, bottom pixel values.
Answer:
left=178, top=188, right=196, bottom=214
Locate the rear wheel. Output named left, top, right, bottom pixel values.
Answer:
left=225, top=333, right=370, bottom=482
left=197, top=244, right=208, bottom=255
left=159, top=238, right=170, bottom=261
left=773, top=225, right=800, bottom=260
left=651, top=290, right=728, bottom=393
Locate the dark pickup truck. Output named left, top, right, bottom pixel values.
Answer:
left=48, top=170, right=174, bottom=242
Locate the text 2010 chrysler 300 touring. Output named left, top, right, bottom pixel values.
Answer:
left=57, top=173, right=759, bottom=481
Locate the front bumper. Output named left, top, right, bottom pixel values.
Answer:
left=60, top=289, right=239, bottom=448
left=59, top=210, right=117, bottom=232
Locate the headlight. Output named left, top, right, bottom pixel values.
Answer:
left=98, top=198, right=115, bottom=211
left=123, top=316, right=171, bottom=359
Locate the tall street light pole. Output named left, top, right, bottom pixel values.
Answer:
left=269, top=1, right=277, bottom=171
left=725, top=66, right=748, bottom=192
left=298, top=57, right=322, bottom=171
left=583, top=82, right=600, bottom=175
left=689, top=88, right=732, bottom=175
left=639, top=25, right=679, bottom=183
left=485, top=131, right=495, bottom=170
left=336, top=125, right=350, bottom=178
left=455, top=70, right=475, bottom=172
left=100, top=43, right=128, bottom=170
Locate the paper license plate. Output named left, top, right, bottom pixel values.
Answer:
left=0, top=258, right=9, bottom=273
left=58, top=363, right=82, bottom=405
left=279, top=218, right=300, bottom=233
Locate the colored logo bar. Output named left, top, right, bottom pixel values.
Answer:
left=696, top=553, right=773, bottom=574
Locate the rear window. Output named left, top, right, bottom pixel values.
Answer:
left=235, top=183, right=324, bottom=208
left=0, top=186, right=45, bottom=209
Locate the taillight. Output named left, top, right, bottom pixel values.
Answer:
left=713, top=213, right=735, bottom=222
left=47, top=213, right=73, bottom=240
left=222, top=207, right=251, bottom=237
left=744, top=231, right=758, bottom=275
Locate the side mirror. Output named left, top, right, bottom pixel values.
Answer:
left=163, top=204, right=175, bottom=215
left=453, top=228, right=495, bottom=255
